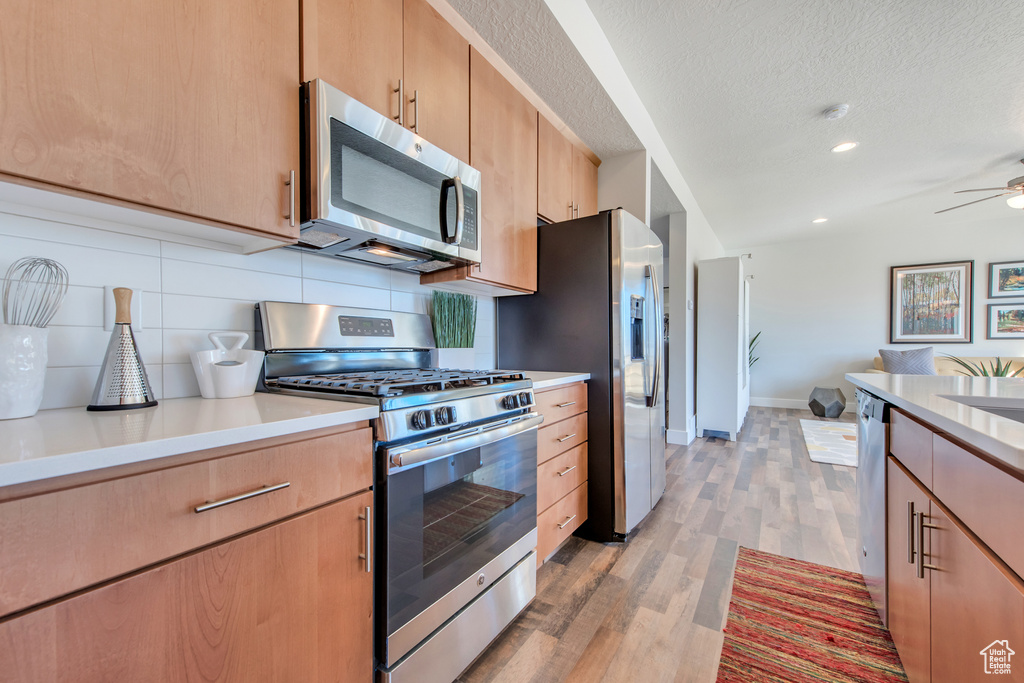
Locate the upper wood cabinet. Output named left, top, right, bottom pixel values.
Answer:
left=304, top=0, right=469, bottom=162
left=537, top=114, right=599, bottom=223
left=0, top=0, right=300, bottom=241
left=421, top=48, right=537, bottom=293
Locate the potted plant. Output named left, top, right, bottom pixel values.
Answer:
left=430, top=291, right=477, bottom=369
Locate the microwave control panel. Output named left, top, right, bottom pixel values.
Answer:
left=338, top=315, right=395, bottom=337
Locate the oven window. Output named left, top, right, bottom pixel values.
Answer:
left=384, top=428, right=536, bottom=637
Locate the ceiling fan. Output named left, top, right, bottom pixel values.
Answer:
left=935, top=159, right=1024, bottom=214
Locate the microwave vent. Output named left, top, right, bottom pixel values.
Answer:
left=299, top=230, right=349, bottom=249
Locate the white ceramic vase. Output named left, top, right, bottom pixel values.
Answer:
left=0, top=324, right=48, bottom=420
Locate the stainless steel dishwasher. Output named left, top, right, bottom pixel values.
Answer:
left=856, top=389, right=889, bottom=625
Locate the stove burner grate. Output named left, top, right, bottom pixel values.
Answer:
left=273, top=368, right=526, bottom=397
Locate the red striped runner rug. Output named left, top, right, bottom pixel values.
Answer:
left=716, top=547, right=907, bottom=683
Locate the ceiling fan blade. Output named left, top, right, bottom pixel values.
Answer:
left=953, top=187, right=1012, bottom=193
left=935, top=192, right=1014, bottom=214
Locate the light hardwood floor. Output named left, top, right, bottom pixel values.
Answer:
left=458, top=407, right=859, bottom=683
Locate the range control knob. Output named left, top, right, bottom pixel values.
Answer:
left=518, top=392, right=533, bottom=407
left=435, top=406, right=457, bottom=425
left=411, top=410, right=433, bottom=430
left=501, top=394, right=519, bottom=410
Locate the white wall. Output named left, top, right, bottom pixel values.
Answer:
left=666, top=210, right=725, bottom=444
left=597, top=150, right=650, bottom=223
left=0, top=206, right=495, bottom=412
left=736, top=215, right=1024, bottom=408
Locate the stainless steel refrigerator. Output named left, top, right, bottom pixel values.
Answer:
left=497, top=209, right=666, bottom=542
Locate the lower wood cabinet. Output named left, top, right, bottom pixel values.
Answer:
left=888, top=454, right=1024, bottom=682
left=0, top=492, right=372, bottom=682
left=534, top=381, right=588, bottom=564
left=0, top=425, right=374, bottom=682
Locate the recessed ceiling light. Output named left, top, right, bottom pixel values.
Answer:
left=831, top=142, right=858, bottom=153
left=812, top=218, right=828, bottom=223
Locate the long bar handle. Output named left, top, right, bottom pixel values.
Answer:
left=285, top=170, right=295, bottom=228
left=557, top=465, right=577, bottom=477
left=556, top=401, right=577, bottom=408
left=917, top=511, right=940, bottom=579
left=649, top=263, right=663, bottom=408
left=557, top=433, right=577, bottom=443
left=557, top=514, right=577, bottom=530
left=393, top=80, right=404, bottom=126
left=195, top=482, right=290, bottom=513
left=359, top=506, right=372, bottom=573
left=411, top=89, right=419, bottom=133
left=908, top=501, right=916, bottom=564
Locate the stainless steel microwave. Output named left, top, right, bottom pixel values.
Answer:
left=296, top=79, right=481, bottom=273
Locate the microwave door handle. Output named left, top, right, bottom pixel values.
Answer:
left=438, top=176, right=465, bottom=245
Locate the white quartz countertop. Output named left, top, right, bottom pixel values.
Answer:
left=0, top=394, right=378, bottom=489
left=846, top=373, right=1024, bottom=473
left=524, top=371, right=591, bottom=390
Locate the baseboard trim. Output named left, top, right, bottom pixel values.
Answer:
left=667, top=428, right=693, bottom=446
left=749, top=397, right=809, bottom=410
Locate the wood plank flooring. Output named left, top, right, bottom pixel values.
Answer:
left=458, top=407, right=859, bottom=682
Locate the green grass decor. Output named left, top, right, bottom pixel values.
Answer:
left=431, top=291, right=477, bottom=348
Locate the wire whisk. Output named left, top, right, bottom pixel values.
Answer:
left=2, top=257, right=70, bottom=328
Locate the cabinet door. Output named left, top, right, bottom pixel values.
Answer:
left=0, top=493, right=374, bottom=682
left=537, top=114, right=573, bottom=223
left=930, top=506, right=1024, bottom=682
left=0, top=0, right=299, bottom=239
left=465, top=48, right=537, bottom=292
left=303, top=0, right=403, bottom=121
left=887, top=458, right=931, bottom=682
left=403, top=0, right=470, bottom=162
left=572, top=146, right=599, bottom=218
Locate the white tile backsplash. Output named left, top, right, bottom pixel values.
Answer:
left=1, top=211, right=497, bottom=409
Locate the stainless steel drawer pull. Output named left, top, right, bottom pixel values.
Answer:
left=556, top=401, right=577, bottom=408
left=557, top=465, right=577, bottom=477
left=359, top=506, right=372, bottom=573
left=557, top=433, right=577, bottom=443
left=194, top=482, right=290, bottom=513
left=557, top=514, right=577, bottom=530
left=917, top=512, right=940, bottom=579
left=393, top=80, right=404, bottom=126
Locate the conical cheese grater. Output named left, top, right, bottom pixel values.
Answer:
left=87, top=288, right=158, bottom=411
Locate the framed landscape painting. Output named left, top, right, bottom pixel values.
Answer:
left=890, top=261, right=973, bottom=343
left=989, top=260, right=1024, bottom=298
left=987, top=303, right=1024, bottom=339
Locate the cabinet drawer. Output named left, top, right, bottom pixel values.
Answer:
left=538, top=443, right=588, bottom=512
left=535, top=383, right=587, bottom=423
left=0, top=427, right=372, bottom=618
left=933, top=434, right=1024, bottom=578
left=890, top=409, right=932, bottom=487
left=538, top=413, right=587, bottom=465
left=538, top=483, right=587, bottom=561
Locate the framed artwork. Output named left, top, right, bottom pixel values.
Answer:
left=988, top=260, right=1024, bottom=298
left=987, top=303, right=1024, bottom=339
left=890, top=260, right=973, bottom=343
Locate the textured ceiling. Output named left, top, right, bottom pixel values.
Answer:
left=586, top=0, right=1024, bottom=247
left=445, top=0, right=643, bottom=159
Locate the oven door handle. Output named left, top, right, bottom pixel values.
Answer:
left=388, top=413, right=544, bottom=471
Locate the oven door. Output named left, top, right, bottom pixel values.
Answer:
left=304, top=79, right=481, bottom=266
left=378, top=414, right=541, bottom=668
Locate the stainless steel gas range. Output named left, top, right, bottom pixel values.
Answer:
left=254, top=301, right=539, bottom=683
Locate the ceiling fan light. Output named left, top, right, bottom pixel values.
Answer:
left=812, top=218, right=828, bottom=223
left=1007, top=194, right=1024, bottom=209
left=831, top=142, right=858, bottom=153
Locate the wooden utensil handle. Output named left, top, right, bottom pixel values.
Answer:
left=113, top=287, right=133, bottom=325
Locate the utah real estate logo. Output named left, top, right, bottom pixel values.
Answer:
left=980, top=640, right=1014, bottom=675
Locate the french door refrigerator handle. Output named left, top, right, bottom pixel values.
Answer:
left=645, top=264, right=662, bottom=408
